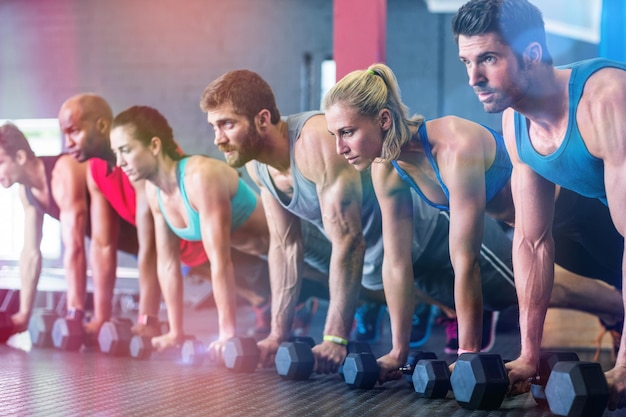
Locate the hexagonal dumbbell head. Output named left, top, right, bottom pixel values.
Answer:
left=531, top=351, right=580, bottom=407
left=181, top=339, right=206, bottom=366
left=98, top=318, right=134, bottom=356
left=129, top=335, right=153, bottom=360
left=51, top=317, right=83, bottom=351
left=412, top=359, right=451, bottom=399
left=28, top=310, right=58, bottom=348
left=275, top=341, right=314, bottom=380
left=405, top=351, right=438, bottom=385
left=450, top=353, right=509, bottom=410
left=343, top=352, right=379, bottom=389
left=224, top=337, right=259, bottom=373
left=545, top=361, right=609, bottom=417
left=339, top=341, right=372, bottom=377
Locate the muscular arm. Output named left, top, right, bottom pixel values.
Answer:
left=53, top=156, right=89, bottom=314
left=87, top=166, right=120, bottom=326
left=15, top=187, right=44, bottom=329
left=247, top=164, right=304, bottom=352
left=502, top=110, right=556, bottom=380
left=371, top=163, right=416, bottom=368
left=299, top=117, right=364, bottom=372
left=435, top=118, right=491, bottom=353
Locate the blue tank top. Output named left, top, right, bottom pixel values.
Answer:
left=391, top=122, right=512, bottom=210
left=253, top=112, right=440, bottom=289
left=158, top=157, right=258, bottom=241
left=514, top=58, right=626, bottom=206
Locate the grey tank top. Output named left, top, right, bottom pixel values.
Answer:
left=253, top=111, right=440, bottom=289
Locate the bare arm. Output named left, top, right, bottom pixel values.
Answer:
left=502, top=109, right=556, bottom=388
left=434, top=118, right=491, bottom=353
left=371, top=163, right=417, bottom=373
left=53, top=156, right=89, bottom=315
left=15, top=187, right=43, bottom=330
left=247, top=163, right=304, bottom=365
left=145, top=183, right=185, bottom=350
left=87, top=166, right=119, bottom=326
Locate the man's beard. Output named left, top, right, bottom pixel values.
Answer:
left=221, top=126, right=261, bottom=168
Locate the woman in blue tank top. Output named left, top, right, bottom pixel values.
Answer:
left=323, top=63, right=624, bottom=372
left=109, top=105, right=270, bottom=363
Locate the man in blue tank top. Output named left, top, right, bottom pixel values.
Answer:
left=453, top=0, right=626, bottom=409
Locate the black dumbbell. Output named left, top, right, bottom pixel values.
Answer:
left=28, top=309, right=58, bottom=348
left=402, top=354, right=451, bottom=399
left=338, top=341, right=372, bottom=377
left=129, top=333, right=199, bottom=362
left=97, top=317, right=134, bottom=356
left=531, top=351, right=580, bottom=406
left=403, top=351, right=438, bottom=385
left=343, top=351, right=379, bottom=389
left=275, top=337, right=317, bottom=380
left=450, top=352, right=509, bottom=410
left=51, top=308, right=85, bottom=351
left=0, top=290, right=20, bottom=343
left=545, top=361, right=609, bottom=417
left=223, top=337, right=260, bottom=373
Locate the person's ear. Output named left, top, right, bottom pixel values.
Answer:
left=379, top=109, right=392, bottom=131
left=15, top=149, right=27, bottom=165
left=257, top=109, right=272, bottom=129
left=150, top=136, right=161, bottom=156
left=524, top=42, right=542, bottom=67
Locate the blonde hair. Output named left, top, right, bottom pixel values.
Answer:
left=322, top=63, right=423, bottom=161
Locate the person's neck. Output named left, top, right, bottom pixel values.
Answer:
left=151, top=156, right=179, bottom=194
left=255, top=120, right=291, bottom=172
left=512, top=66, right=569, bottom=131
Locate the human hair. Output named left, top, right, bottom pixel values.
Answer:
left=199, top=69, right=281, bottom=124
left=451, top=0, right=552, bottom=65
left=0, top=123, right=35, bottom=159
left=112, top=106, right=183, bottom=160
left=322, top=63, right=424, bottom=161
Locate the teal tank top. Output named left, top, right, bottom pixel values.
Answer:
left=514, top=58, right=626, bottom=206
left=157, top=157, right=258, bottom=241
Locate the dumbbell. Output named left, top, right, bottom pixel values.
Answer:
left=450, top=352, right=509, bottom=410
left=0, top=290, right=20, bottom=343
left=97, top=317, right=134, bottom=356
left=51, top=308, right=85, bottom=351
left=401, top=352, right=451, bottom=399
left=338, top=341, right=372, bottom=377
left=274, top=336, right=319, bottom=380
left=224, top=337, right=260, bottom=373
left=129, top=333, right=202, bottom=363
left=545, top=361, right=609, bottom=417
left=530, top=351, right=580, bottom=407
left=28, top=309, right=59, bottom=348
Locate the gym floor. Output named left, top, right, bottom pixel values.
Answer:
left=2, top=275, right=626, bottom=417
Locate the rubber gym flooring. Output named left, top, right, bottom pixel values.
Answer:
left=2, top=274, right=626, bottom=417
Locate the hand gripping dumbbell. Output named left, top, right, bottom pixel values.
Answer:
left=450, top=352, right=509, bottom=410
left=401, top=352, right=451, bottom=399
left=28, top=309, right=59, bottom=348
left=544, top=361, right=609, bottom=417
left=274, top=336, right=317, bottom=380
left=97, top=317, right=135, bottom=356
left=129, top=335, right=199, bottom=363
left=51, top=308, right=85, bottom=351
left=0, top=290, right=20, bottom=343
left=530, top=351, right=580, bottom=407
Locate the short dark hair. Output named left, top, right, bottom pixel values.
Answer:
left=199, top=69, right=281, bottom=124
left=112, top=106, right=182, bottom=160
left=451, top=0, right=552, bottom=64
left=0, top=123, right=35, bottom=159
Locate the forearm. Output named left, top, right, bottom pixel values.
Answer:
left=323, top=242, right=364, bottom=340
left=268, top=242, right=303, bottom=341
left=157, top=262, right=184, bottom=338
left=18, top=249, right=42, bottom=316
left=383, top=261, right=414, bottom=363
left=137, top=244, right=161, bottom=317
left=452, top=256, right=483, bottom=353
left=514, top=235, right=554, bottom=365
left=62, top=238, right=88, bottom=310
left=616, top=254, right=626, bottom=367
left=211, top=263, right=237, bottom=340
